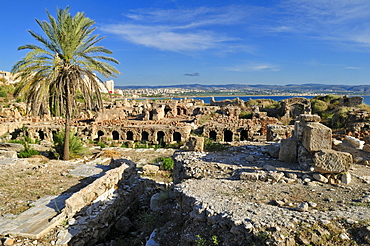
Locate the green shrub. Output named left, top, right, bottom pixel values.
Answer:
left=239, top=111, right=252, bottom=119
left=0, top=91, right=7, bottom=97
left=97, top=142, right=106, bottom=148
left=53, top=131, right=86, bottom=158
left=331, top=107, right=350, bottom=129
left=18, top=148, right=39, bottom=158
left=155, top=157, right=174, bottom=170
left=8, top=139, right=25, bottom=144
left=311, top=99, right=328, bottom=115
left=204, top=138, right=225, bottom=152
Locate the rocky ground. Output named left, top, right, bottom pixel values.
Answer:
left=1, top=141, right=370, bottom=245
left=151, top=142, right=370, bottom=246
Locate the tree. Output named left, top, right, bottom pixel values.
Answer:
left=12, top=7, right=119, bottom=160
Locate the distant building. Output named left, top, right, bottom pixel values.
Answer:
left=0, top=71, right=17, bottom=84
left=106, top=80, right=114, bottom=94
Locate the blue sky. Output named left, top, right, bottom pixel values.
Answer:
left=2, top=0, right=370, bottom=86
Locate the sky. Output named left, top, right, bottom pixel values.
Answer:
left=2, top=0, right=370, bottom=86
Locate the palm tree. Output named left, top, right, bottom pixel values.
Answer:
left=12, top=7, right=120, bottom=160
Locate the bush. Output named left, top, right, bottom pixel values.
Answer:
left=53, top=131, right=86, bottom=158
left=239, top=111, right=252, bottom=119
left=18, top=148, right=39, bottom=158
left=97, top=142, right=106, bottom=148
left=0, top=91, right=7, bottom=97
left=311, top=99, right=328, bottom=115
left=204, top=138, right=225, bottom=152
left=155, top=157, right=174, bottom=171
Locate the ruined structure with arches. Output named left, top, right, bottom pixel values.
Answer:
left=1, top=97, right=305, bottom=146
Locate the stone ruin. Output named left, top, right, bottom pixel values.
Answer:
left=0, top=97, right=286, bottom=149
left=278, top=114, right=353, bottom=183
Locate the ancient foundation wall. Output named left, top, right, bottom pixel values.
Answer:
left=57, top=159, right=147, bottom=246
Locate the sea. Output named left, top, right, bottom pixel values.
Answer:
left=170, top=95, right=370, bottom=105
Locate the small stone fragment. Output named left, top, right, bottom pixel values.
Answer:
left=297, top=202, right=309, bottom=212
left=3, top=238, right=15, bottom=246
left=339, top=233, right=350, bottom=240
left=341, top=173, right=351, bottom=184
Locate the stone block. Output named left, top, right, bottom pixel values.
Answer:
left=298, top=114, right=321, bottom=123
left=186, top=136, right=204, bottom=152
left=297, top=146, right=313, bottom=170
left=279, top=138, right=298, bottom=163
left=301, top=122, right=332, bottom=152
left=239, top=172, right=259, bottom=181
left=313, top=149, right=352, bottom=173
left=142, top=164, right=159, bottom=174
left=363, top=144, right=370, bottom=152
left=343, top=136, right=364, bottom=149
left=267, top=143, right=280, bottom=158
left=0, top=150, right=17, bottom=158
left=312, top=173, right=328, bottom=183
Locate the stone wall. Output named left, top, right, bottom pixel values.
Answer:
left=57, top=158, right=146, bottom=245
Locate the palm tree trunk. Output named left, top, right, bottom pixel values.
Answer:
left=63, top=115, right=71, bottom=160
left=63, top=81, right=71, bottom=160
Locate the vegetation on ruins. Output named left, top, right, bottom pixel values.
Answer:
left=11, top=6, right=119, bottom=160
left=204, top=138, right=226, bottom=152
left=310, top=95, right=358, bottom=129
left=155, top=156, right=175, bottom=171
left=53, top=130, right=87, bottom=159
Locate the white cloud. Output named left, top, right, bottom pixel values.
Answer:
left=101, top=5, right=262, bottom=53
left=222, top=63, right=280, bottom=72
left=344, top=66, right=361, bottom=70
left=102, top=24, right=230, bottom=52
left=276, top=0, right=370, bottom=46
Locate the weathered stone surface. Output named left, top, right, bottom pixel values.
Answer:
left=343, top=136, right=364, bottom=149
left=313, top=173, right=329, bottom=183
left=341, top=173, right=351, bottom=184
left=298, top=114, right=321, bottom=123
left=2, top=237, right=15, bottom=246
left=297, top=202, right=309, bottom=212
left=186, top=136, right=204, bottom=152
left=279, top=138, right=297, bottom=163
left=0, top=150, right=17, bottom=158
left=297, top=146, right=313, bottom=170
left=239, top=172, right=259, bottom=181
left=114, top=216, right=132, bottom=232
left=362, top=144, right=370, bottom=152
left=142, top=164, right=160, bottom=174
left=266, top=125, right=293, bottom=141
left=267, top=143, right=280, bottom=158
left=150, top=193, right=163, bottom=212
left=313, top=150, right=352, bottom=174
left=301, top=122, right=332, bottom=152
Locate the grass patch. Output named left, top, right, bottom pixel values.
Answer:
left=204, top=138, right=226, bottom=152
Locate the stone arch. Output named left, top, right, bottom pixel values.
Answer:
left=96, top=130, right=104, bottom=141
left=164, top=105, right=172, bottom=116
left=240, top=130, right=248, bottom=141
left=38, top=130, right=45, bottom=141
left=10, top=129, right=22, bottom=140
left=173, top=132, right=181, bottom=142
left=112, top=131, right=120, bottom=140
left=157, top=131, right=165, bottom=147
left=209, top=131, right=217, bottom=141
left=142, top=131, right=149, bottom=141
left=126, top=131, right=134, bottom=141
left=224, top=130, right=233, bottom=142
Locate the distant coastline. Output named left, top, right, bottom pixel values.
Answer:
left=124, top=94, right=370, bottom=105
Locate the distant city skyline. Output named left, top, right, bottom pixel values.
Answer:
left=2, top=0, right=370, bottom=86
